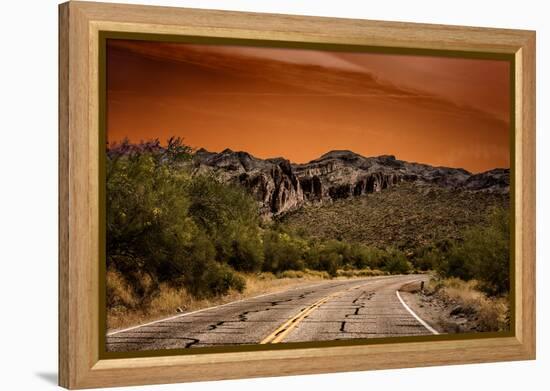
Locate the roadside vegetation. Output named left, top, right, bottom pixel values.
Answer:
left=106, top=139, right=510, bottom=332
left=422, top=278, right=509, bottom=332
left=410, top=208, right=511, bottom=331
left=415, top=207, right=510, bottom=296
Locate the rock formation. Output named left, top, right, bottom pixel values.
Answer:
left=193, top=149, right=304, bottom=216
left=193, top=148, right=510, bottom=218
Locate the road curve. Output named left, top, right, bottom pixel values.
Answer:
left=106, top=275, right=433, bottom=352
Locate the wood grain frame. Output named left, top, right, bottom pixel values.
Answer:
left=59, top=1, right=536, bottom=389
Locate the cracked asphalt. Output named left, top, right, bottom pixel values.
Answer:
left=106, top=274, right=432, bottom=352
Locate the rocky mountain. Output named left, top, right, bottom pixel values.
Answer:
left=193, top=148, right=510, bottom=217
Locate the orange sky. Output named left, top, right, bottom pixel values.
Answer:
left=106, top=40, right=511, bottom=173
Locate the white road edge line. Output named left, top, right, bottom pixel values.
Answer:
left=107, top=278, right=386, bottom=336
left=395, top=289, right=440, bottom=335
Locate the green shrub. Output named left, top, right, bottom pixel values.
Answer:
left=200, top=261, right=246, bottom=297
left=229, top=232, right=264, bottom=272
left=262, top=231, right=306, bottom=272
left=412, top=246, right=437, bottom=271
left=434, top=246, right=475, bottom=281
left=304, top=242, right=340, bottom=276
left=458, top=207, right=509, bottom=296
left=301, top=240, right=385, bottom=277
left=433, top=207, right=510, bottom=296
left=382, top=248, right=412, bottom=274
left=353, top=244, right=385, bottom=269
left=319, top=251, right=341, bottom=277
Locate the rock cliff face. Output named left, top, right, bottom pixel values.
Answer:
left=463, top=168, right=510, bottom=193
left=193, top=149, right=509, bottom=217
left=193, top=149, right=304, bottom=216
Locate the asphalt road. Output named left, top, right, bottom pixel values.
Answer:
left=106, top=274, right=433, bottom=352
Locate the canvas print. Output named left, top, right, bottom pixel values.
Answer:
left=104, top=39, right=511, bottom=353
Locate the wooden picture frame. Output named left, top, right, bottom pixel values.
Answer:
left=59, top=1, right=536, bottom=388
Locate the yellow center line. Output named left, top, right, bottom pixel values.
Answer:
left=260, top=285, right=363, bottom=344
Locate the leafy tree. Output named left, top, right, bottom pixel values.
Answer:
left=186, top=174, right=264, bottom=272
left=106, top=145, right=196, bottom=284
left=106, top=139, right=248, bottom=300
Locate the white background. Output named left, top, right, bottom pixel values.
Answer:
left=0, top=0, right=547, bottom=389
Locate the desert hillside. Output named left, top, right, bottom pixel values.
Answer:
left=280, top=181, right=509, bottom=251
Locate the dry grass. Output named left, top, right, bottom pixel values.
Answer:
left=277, top=269, right=331, bottom=279
left=336, top=268, right=388, bottom=278
left=427, top=277, right=509, bottom=332
left=107, top=269, right=330, bottom=332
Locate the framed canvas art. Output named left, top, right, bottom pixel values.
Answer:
left=59, top=1, right=536, bottom=388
